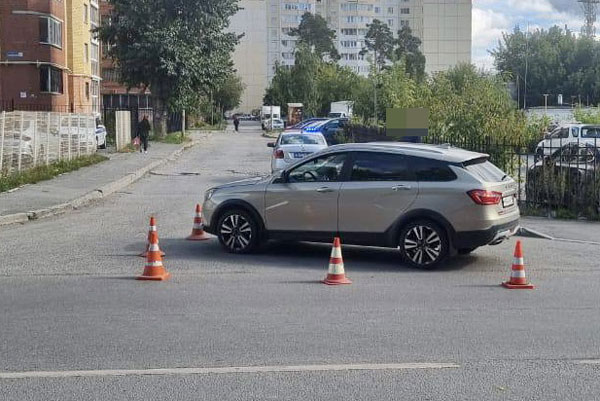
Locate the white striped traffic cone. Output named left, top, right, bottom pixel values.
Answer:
left=186, top=204, right=210, bottom=241
left=137, top=217, right=171, bottom=281
left=139, top=216, right=166, bottom=257
left=322, top=237, right=352, bottom=285
left=502, top=241, right=534, bottom=289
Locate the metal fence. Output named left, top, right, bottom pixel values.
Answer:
left=422, top=135, right=600, bottom=218
left=0, top=111, right=97, bottom=175
left=347, top=127, right=600, bottom=218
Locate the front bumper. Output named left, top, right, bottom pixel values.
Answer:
left=453, top=219, right=520, bottom=249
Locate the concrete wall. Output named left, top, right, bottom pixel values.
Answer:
left=422, top=0, right=471, bottom=73
left=230, top=0, right=268, bottom=113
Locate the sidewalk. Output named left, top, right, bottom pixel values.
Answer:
left=0, top=131, right=208, bottom=226
left=520, top=216, right=600, bottom=244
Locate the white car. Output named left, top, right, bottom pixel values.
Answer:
left=536, top=124, right=600, bottom=159
left=267, top=132, right=328, bottom=172
left=96, top=124, right=107, bottom=149
left=265, top=118, right=285, bottom=131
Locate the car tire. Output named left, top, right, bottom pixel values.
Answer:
left=216, top=209, right=261, bottom=254
left=398, top=219, right=449, bottom=269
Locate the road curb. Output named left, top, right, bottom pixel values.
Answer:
left=517, top=227, right=555, bottom=240
left=0, top=139, right=200, bottom=227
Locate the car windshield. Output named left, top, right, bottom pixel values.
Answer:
left=581, top=127, right=600, bottom=138
left=281, top=134, right=325, bottom=145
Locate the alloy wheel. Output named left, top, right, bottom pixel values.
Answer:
left=219, top=213, right=253, bottom=252
left=402, top=224, right=442, bottom=267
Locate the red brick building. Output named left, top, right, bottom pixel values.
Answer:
left=99, top=0, right=150, bottom=111
left=0, top=0, right=71, bottom=111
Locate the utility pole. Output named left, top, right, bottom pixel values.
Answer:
left=373, top=49, right=378, bottom=123
left=524, top=22, right=529, bottom=110
left=543, top=94, right=549, bottom=112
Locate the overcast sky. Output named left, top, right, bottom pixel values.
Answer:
left=472, top=0, right=585, bottom=70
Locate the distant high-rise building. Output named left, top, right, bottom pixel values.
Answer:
left=230, top=0, right=472, bottom=112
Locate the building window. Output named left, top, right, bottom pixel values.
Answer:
left=90, top=5, right=99, bottom=27
left=40, top=66, right=63, bottom=94
left=400, top=20, right=410, bottom=27
left=401, top=8, right=410, bottom=14
left=387, top=19, right=394, bottom=27
left=85, top=82, right=90, bottom=99
left=374, top=7, right=380, bottom=14
left=341, top=28, right=357, bottom=35
left=91, top=43, right=99, bottom=76
left=84, top=43, right=89, bottom=62
left=39, top=17, right=62, bottom=48
left=283, top=3, right=311, bottom=11
left=388, top=7, right=394, bottom=14
left=91, top=81, right=100, bottom=114
left=84, top=4, right=88, bottom=23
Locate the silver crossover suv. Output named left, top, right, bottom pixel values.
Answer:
left=202, top=143, right=520, bottom=268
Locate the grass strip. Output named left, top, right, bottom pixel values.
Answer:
left=0, top=154, right=108, bottom=193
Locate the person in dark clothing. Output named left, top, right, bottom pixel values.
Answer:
left=233, top=116, right=240, bottom=132
left=138, top=115, right=151, bottom=153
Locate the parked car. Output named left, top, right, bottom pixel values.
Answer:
left=267, top=132, right=328, bottom=172
left=96, top=120, right=107, bottom=149
left=535, top=124, right=600, bottom=159
left=285, top=118, right=327, bottom=131
left=303, top=118, right=349, bottom=145
left=202, top=143, right=520, bottom=269
left=527, top=142, right=600, bottom=208
left=265, top=118, right=285, bottom=131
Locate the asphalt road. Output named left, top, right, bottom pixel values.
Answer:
left=1, top=122, right=599, bottom=400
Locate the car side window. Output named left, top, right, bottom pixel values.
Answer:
left=550, top=128, right=562, bottom=139
left=560, top=128, right=569, bottom=139
left=572, top=127, right=579, bottom=138
left=350, top=152, right=415, bottom=181
left=288, top=153, right=347, bottom=183
left=413, top=158, right=457, bottom=181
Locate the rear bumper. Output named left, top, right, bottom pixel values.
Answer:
left=453, top=219, right=520, bottom=249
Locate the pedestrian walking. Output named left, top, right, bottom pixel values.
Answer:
left=233, top=115, right=240, bottom=132
left=138, top=115, right=151, bottom=154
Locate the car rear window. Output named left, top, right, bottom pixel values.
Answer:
left=281, top=135, right=325, bottom=145
left=464, top=159, right=506, bottom=182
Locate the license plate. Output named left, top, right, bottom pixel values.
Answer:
left=502, top=196, right=515, bottom=208
left=293, top=152, right=310, bottom=158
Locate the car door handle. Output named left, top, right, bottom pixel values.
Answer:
left=316, top=187, right=334, bottom=193
left=392, top=184, right=412, bottom=191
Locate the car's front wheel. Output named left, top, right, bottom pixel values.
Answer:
left=217, top=209, right=260, bottom=254
left=398, top=220, right=448, bottom=269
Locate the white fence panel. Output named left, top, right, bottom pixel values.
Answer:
left=0, top=111, right=97, bottom=175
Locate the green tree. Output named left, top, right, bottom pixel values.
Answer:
left=491, top=26, right=600, bottom=108
left=98, top=0, right=239, bottom=136
left=213, top=74, right=245, bottom=113
left=395, top=26, right=426, bottom=80
left=360, top=19, right=395, bottom=71
left=290, top=13, right=339, bottom=61
left=316, top=64, right=360, bottom=116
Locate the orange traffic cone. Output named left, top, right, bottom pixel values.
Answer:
left=502, top=241, right=534, bottom=289
left=137, top=219, right=171, bottom=281
left=186, top=204, right=210, bottom=241
left=322, top=237, right=352, bottom=285
left=139, top=216, right=166, bottom=257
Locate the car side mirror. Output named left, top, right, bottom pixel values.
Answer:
left=267, top=142, right=275, bottom=148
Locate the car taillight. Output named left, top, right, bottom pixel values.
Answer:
left=468, top=190, right=502, bottom=205
left=274, top=149, right=284, bottom=159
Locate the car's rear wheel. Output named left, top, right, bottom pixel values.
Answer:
left=217, top=209, right=260, bottom=254
left=398, top=220, right=448, bottom=269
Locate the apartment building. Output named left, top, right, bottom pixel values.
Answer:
left=231, top=0, right=471, bottom=112
left=0, top=0, right=70, bottom=111
left=99, top=0, right=151, bottom=112
left=0, top=0, right=101, bottom=113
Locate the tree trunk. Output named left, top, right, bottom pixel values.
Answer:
left=152, top=96, right=168, bottom=138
